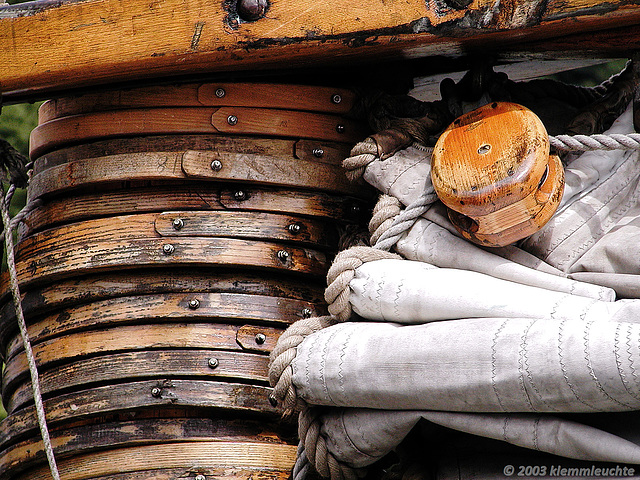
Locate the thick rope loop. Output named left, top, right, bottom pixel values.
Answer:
left=325, top=246, right=400, bottom=322
left=296, top=406, right=360, bottom=480
left=369, top=195, right=403, bottom=245
left=268, top=316, right=336, bottom=417
left=342, top=137, right=378, bottom=182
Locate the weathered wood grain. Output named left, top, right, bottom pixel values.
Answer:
left=2, top=292, right=316, bottom=358
left=21, top=184, right=368, bottom=236
left=28, top=142, right=365, bottom=200
left=1, top=417, right=294, bottom=480
left=154, top=211, right=336, bottom=248
left=37, top=83, right=356, bottom=123
left=6, top=214, right=328, bottom=289
left=1, top=0, right=640, bottom=102
left=0, top=379, right=279, bottom=451
left=0, top=269, right=325, bottom=326
left=3, top=322, right=284, bottom=375
left=13, top=441, right=297, bottom=480
left=4, top=349, right=270, bottom=413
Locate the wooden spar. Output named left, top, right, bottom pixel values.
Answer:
left=1, top=0, right=640, bottom=103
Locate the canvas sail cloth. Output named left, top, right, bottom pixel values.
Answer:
left=284, top=103, right=640, bottom=470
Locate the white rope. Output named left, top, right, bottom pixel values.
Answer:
left=550, top=133, right=640, bottom=152
left=372, top=189, right=438, bottom=251
left=0, top=185, right=61, bottom=480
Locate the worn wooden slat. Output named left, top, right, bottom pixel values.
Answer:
left=2, top=292, right=316, bottom=359
left=4, top=349, right=270, bottom=413
left=180, top=149, right=361, bottom=194
left=0, top=269, right=325, bottom=328
left=0, top=380, right=279, bottom=451
left=39, top=467, right=290, bottom=480
left=31, top=136, right=349, bottom=175
left=37, top=83, right=356, bottom=123
left=2, top=0, right=640, bottom=102
left=29, top=107, right=365, bottom=159
left=7, top=223, right=328, bottom=290
left=155, top=210, right=336, bottom=249
left=14, top=441, right=297, bottom=480
left=1, top=417, right=293, bottom=480
left=28, top=148, right=363, bottom=201
left=3, top=323, right=284, bottom=378
left=21, top=184, right=367, bottom=236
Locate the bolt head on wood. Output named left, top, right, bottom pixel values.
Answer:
left=162, top=244, right=175, bottom=255
left=255, top=333, right=267, bottom=345
left=151, top=387, right=162, bottom=398
left=208, top=357, right=219, bottom=369
left=172, top=218, right=184, bottom=230
left=188, top=299, right=200, bottom=309
left=210, top=159, right=223, bottom=171
left=237, top=0, right=269, bottom=21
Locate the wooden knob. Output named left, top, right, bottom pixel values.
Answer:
left=431, top=102, right=564, bottom=247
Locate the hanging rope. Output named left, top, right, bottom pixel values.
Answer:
left=0, top=182, right=61, bottom=480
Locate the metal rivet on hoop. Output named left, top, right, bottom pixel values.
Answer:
left=162, top=244, right=175, bottom=255
left=208, top=358, right=219, bottom=369
left=255, top=333, right=267, bottom=345
left=172, top=218, right=184, bottom=230
left=237, top=0, right=269, bottom=21
left=336, top=124, right=345, bottom=133
left=331, top=94, right=342, bottom=104
left=188, top=299, right=200, bottom=310
left=151, top=387, right=162, bottom=398
left=227, top=115, right=238, bottom=126
left=215, top=88, right=226, bottom=98
left=277, top=250, right=290, bottom=262
left=312, top=147, right=324, bottom=158
left=234, top=190, right=247, bottom=201
left=211, top=160, right=223, bottom=171
left=195, top=475, right=207, bottom=480
left=302, top=308, right=313, bottom=318
left=288, top=223, right=301, bottom=235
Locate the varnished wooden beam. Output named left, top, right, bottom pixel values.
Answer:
left=1, top=0, right=640, bottom=102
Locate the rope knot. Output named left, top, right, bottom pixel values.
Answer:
left=342, top=138, right=378, bottom=182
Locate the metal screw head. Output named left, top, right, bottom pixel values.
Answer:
left=215, top=88, right=226, bottom=98
left=350, top=204, right=361, bottom=215
left=336, top=124, right=345, bottom=133
left=188, top=298, right=200, bottom=310
left=255, top=333, right=267, bottom=345
left=277, top=250, right=290, bottom=262
left=237, top=0, right=269, bottom=21
left=331, top=94, right=342, bottom=104
left=233, top=190, right=247, bottom=201
left=211, top=159, right=223, bottom=171
left=227, top=114, right=238, bottom=126
left=268, top=394, right=278, bottom=407
left=151, top=387, right=162, bottom=398
left=288, top=223, right=301, bottom=235
left=195, top=475, right=207, bottom=480
left=172, top=218, right=184, bottom=231
left=312, top=147, right=324, bottom=158
left=208, top=357, right=219, bottom=369
left=302, top=308, right=313, bottom=318
left=162, top=244, right=175, bottom=255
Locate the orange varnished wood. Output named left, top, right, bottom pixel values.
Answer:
left=431, top=102, right=564, bottom=247
left=29, top=107, right=366, bottom=159
left=2, top=0, right=640, bottom=102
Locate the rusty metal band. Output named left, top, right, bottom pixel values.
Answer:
left=21, top=184, right=368, bottom=237
left=1, top=417, right=294, bottom=480
left=37, top=83, right=357, bottom=123
left=3, top=349, right=270, bottom=413
left=3, top=324, right=284, bottom=383
left=0, top=379, right=283, bottom=455
left=13, top=441, right=297, bottom=480
left=29, top=107, right=368, bottom=159
left=1, top=292, right=320, bottom=359
left=0, top=270, right=326, bottom=329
